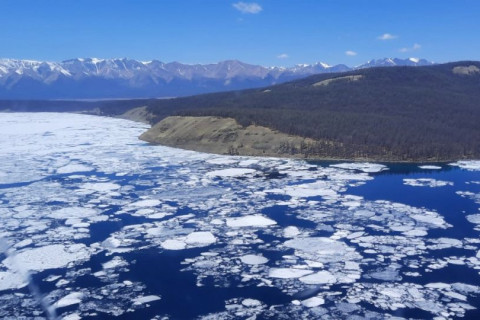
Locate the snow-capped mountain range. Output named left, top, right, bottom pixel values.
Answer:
left=0, top=57, right=433, bottom=99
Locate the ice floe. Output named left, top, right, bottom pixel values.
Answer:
left=206, top=168, right=257, bottom=178
left=242, top=298, right=262, bottom=307
left=185, top=231, right=217, bottom=245
left=3, top=244, right=91, bottom=272
left=133, top=295, right=161, bottom=305
left=450, top=160, right=480, bottom=171
left=269, top=268, right=313, bottom=279
left=54, top=292, right=84, bottom=308
left=419, top=165, right=442, bottom=170
left=283, top=226, right=300, bottom=238
left=161, top=239, right=187, bottom=250
left=330, top=162, right=388, bottom=173
left=240, top=254, right=269, bottom=265
left=0, top=271, right=27, bottom=292
left=403, top=178, right=454, bottom=187
left=57, top=163, right=94, bottom=174
left=299, top=270, right=336, bottom=284
left=301, top=296, right=325, bottom=307
left=226, top=215, right=276, bottom=227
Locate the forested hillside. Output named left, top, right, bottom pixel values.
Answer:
left=142, top=62, right=480, bottom=161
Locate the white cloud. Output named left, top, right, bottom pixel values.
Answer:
left=378, top=33, right=398, bottom=40
left=399, top=43, right=421, bottom=53
left=345, top=50, right=357, bottom=56
left=233, top=2, right=262, bottom=14
left=277, top=53, right=289, bottom=59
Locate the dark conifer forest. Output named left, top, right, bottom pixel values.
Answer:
left=143, top=62, right=480, bottom=161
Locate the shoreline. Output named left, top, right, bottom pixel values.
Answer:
left=1, top=110, right=475, bottom=164
left=139, top=115, right=472, bottom=164
left=142, top=141, right=459, bottom=164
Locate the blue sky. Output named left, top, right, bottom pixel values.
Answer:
left=1, top=0, right=479, bottom=66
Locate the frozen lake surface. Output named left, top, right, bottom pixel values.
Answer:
left=0, top=113, right=479, bottom=319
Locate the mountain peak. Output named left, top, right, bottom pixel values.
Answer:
left=0, top=57, right=435, bottom=99
left=355, top=57, right=434, bottom=69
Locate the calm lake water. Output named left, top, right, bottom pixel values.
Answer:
left=0, top=113, right=479, bottom=319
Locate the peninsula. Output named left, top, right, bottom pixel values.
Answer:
left=139, top=62, right=480, bottom=162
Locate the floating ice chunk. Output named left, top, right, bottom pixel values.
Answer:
left=330, top=162, right=388, bottom=173
left=0, top=271, right=28, bottom=291
left=57, top=163, right=93, bottom=174
left=451, top=283, right=480, bottom=294
left=411, top=212, right=446, bottom=227
left=3, top=244, right=90, bottom=272
left=226, top=215, right=276, bottom=227
left=403, top=178, right=453, bottom=188
left=45, top=275, right=62, bottom=282
left=283, top=182, right=337, bottom=198
left=206, top=168, right=257, bottom=178
left=102, top=237, right=122, bottom=249
left=54, top=292, right=84, bottom=308
left=240, top=254, right=268, bottom=265
left=210, top=219, right=224, bottom=225
left=242, top=298, right=262, bottom=307
left=238, top=159, right=259, bottom=166
left=284, top=237, right=355, bottom=263
left=62, top=313, right=82, bottom=320
left=134, top=208, right=154, bottom=215
left=403, top=229, right=428, bottom=237
left=161, top=239, right=186, bottom=250
left=283, top=226, right=300, bottom=238
left=450, top=160, right=480, bottom=171
left=185, top=232, right=217, bottom=246
left=146, top=227, right=164, bottom=237
left=302, top=296, right=325, bottom=307
left=130, top=199, right=161, bottom=207
left=50, top=207, right=98, bottom=220
left=367, top=268, right=401, bottom=281
left=466, top=214, right=480, bottom=225
left=205, top=158, right=238, bottom=165
left=14, top=239, right=33, bottom=248
left=133, top=295, right=161, bottom=305
left=269, top=268, right=313, bottom=279
left=443, top=291, right=467, bottom=301
left=56, top=279, right=70, bottom=287
left=346, top=231, right=364, bottom=239
left=80, top=182, right=121, bottom=192
left=379, top=287, right=404, bottom=299
left=299, top=270, right=336, bottom=284
left=419, top=165, right=442, bottom=170
left=428, top=238, right=463, bottom=250
left=149, top=212, right=170, bottom=219
left=102, top=256, right=128, bottom=269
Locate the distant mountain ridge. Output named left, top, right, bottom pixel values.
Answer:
left=0, top=57, right=433, bottom=99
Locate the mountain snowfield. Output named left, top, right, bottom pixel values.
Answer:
left=0, top=57, right=433, bottom=99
